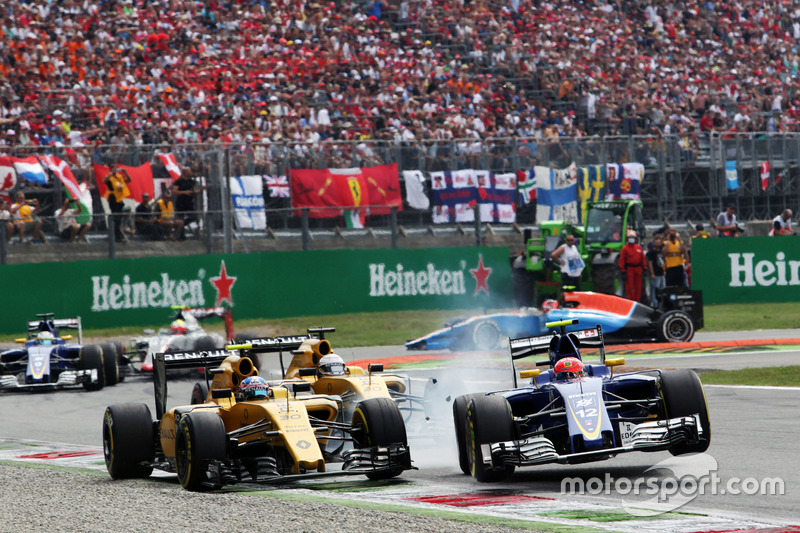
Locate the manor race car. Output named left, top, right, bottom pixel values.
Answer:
left=453, top=319, right=710, bottom=482
left=406, top=287, right=703, bottom=351
left=128, top=307, right=233, bottom=372
left=103, top=337, right=412, bottom=491
left=0, top=314, right=120, bottom=391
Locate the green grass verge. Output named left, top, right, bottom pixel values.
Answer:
left=6, top=301, right=800, bottom=348
left=699, top=366, right=800, bottom=387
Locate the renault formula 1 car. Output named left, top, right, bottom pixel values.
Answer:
left=103, top=337, right=412, bottom=491
left=0, top=314, right=120, bottom=391
left=406, top=287, right=703, bottom=351
left=453, top=319, right=710, bottom=482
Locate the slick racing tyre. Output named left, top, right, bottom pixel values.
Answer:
left=466, top=394, right=516, bottom=482
left=79, top=344, right=105, bottom=391
left=452, top=393, right=480, bottom=475
left=175, top=411, right=228, bottom=491
left=660, top=369, right=711, bottom=455
left=100, top=342, right=120, bottom=386
left=192, top=335, right=219, bottom=352
left=190, top=381, right=209, bottom=405
left=472, top=320, right=502, bottom=351
left=110, top=340, right=126, bottom=382
left=656, top=310, right=695, bottom=342
left=352, top=397, right=408, bottom=480
left=103, top=403, right=155, bottom=479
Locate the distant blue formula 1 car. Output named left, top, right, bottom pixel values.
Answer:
left=452, top=320, right=711, bottom=482
left=405, top=289, right=703, bottom=351
left=0, top=314, right=121, bottom=391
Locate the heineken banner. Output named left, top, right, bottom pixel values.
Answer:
left=0, top=247, right=512, bottom=334
left=692, top=236, right=800, bottom=304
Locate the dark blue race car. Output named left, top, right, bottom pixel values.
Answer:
left=0, top=314, right=122, bottom=391
left=406, top=288, right=703, bottom=351
left=452, top=319, right=711, bottom=482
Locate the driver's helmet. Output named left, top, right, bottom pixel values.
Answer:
left=553, top=357, right=585, bottom=380
left=317, top=354, right=346, bottom=376
left=37, top=331, right=55, bottom=345
left=542, top=299, right=559, bottom=313
left=171, top=319, right=187, bottom=335
left=239, top=376, right=269, bottom=400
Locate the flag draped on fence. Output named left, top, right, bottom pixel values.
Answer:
left=362, top=163, right=402, bottom=215
left=11, top=156, right=48, bottom=185
left=535, top=163, right=578, bottom=224
left=401, top=170, right=430, bottom=210
left=94, top=162, right=155, bottom=202
left=516, top=168, right=537, bottom=204
left=605, top=163, right=644, bottom=200
left=725, top=160, right=739, bottom=190
left=265, top=175, right=290, bottom=198
left=230, top=176, right=266, bottom=230
left=760, top=161, right=770, bottom=191
left=156, top=153, right=182, bottom=181
left=577, top=165, right=606, bottom=223
left=41, top=155, right=92, bottom=224
left=0, top=155, right=17, bottom=191
left=430, top=169, right=516, bottom=224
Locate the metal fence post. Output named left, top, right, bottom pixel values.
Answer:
left=302, top=208, right=310, bottom=251
left=474, top=204, right=481, bottom=247
left=108, top=216, right=116, bottom=259
left=390, top=205, right=398, bottom=249
left=205, top=211, right=213, bottom=254
left=0, top=230, right=6, bottom=265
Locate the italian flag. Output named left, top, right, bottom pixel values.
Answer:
left=40, top=155, right=92, bottom=224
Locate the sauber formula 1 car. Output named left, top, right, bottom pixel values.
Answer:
left=453, top=319, right=710, bottom=482
left=127, top=307, right=234, bottom=372
left=103, top=337, right=413, bottom=491
left=0, top=314, right=120, bottom=391
left=406, top=287, right=703, bottom=351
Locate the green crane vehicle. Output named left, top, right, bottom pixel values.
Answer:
left=524, top=200, right=646, bottom=301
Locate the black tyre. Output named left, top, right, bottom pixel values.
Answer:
left=452, top=393, right=480, bottom=475
left=592, top=263, right=619, bottom=295
left=466, top=395, right=516, bottom=482
left=193, top=335, right=219, bottom=352
left=191, top=381, right=209, bottom=405
left=100, top=342, right=120, bottom=386
left=79, top=344, right=105, bottom=391
left=472, top=320, right=502, bottom=351
left=111, top=340, right=126, bottom=382
left=656, top=310, right=695, bottom=342
left=175, top=411, right=228, bottom=491
left=234, top=333, right=260, bottom=369
left=352, top=397, right=408, bottom=480
left=103, top=403, right=155, bottom=479
left=660, top=369, right=711, bottom=455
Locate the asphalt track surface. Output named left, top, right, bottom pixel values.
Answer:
left=2, top=330, right=800, bottom=532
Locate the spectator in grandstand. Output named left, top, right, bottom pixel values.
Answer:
left=0, top=198, right=13, bottom=242
left=55, top=198, right=92, bottom=243
left=135, top=193, right=164, bottom=241
left=9, top=192, right=44, bottom=244
left=155, top=188, right=184, bottom=241
left=172, top=175, right=208, bottom=236
left=103, top=163, right=131, bottom=243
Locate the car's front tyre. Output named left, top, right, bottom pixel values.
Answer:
left=465, top=394, right=516, bottom=482
left=175, top=411, right=228, bottom=491
left=660, top=369, right=711, bottom=455
left=352, top=397, right=408, bottom=480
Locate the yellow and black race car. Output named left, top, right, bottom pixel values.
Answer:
left=102, top=335, right=412, bottom=491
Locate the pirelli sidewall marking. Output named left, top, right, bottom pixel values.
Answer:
left=0, top=247, right=512, bottom=334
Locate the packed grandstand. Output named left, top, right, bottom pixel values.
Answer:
left=1, top=0, right=799, bottom=154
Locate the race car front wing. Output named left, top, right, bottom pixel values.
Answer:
left=0, top=369, right=98, bottom=391
left=485, top=414, right=704, bottom=468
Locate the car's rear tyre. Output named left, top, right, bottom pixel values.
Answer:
left=352, top=397, right=408, bottom=480
left=103, top=403, right=155, bottom=479
left=472, top=320, right=502, bottom=351
left=111, top=340, right=126, bottom=382
left=660, top=369, right=711, bottom=455
left=100, top=342, right=120, bottom=386
left=453, top=393, right=480, bottom=475
left=656, top=311, right=695, bottom=342
left=466, top=394, right=516, bottom=482
left=175, top=411, right=228, bottom=491
left=190, top=381, right=209, bottom=405
left=79, top=344, right=105, bottom=391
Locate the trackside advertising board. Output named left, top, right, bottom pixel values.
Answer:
left=692, top=236, right=800, bottom=304
left=0, top=247, right=512, bottom=334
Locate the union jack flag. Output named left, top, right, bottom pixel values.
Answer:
left=265, top=175, right=290, bottom=198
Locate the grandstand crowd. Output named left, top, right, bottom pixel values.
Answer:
left=2, top=0, right=800, bottom=157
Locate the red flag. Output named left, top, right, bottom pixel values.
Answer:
left=41, top=155, right=80, bottom=199
left=362, top=163, right=402, bottom=215
left=290, top=168, right=370, bottom=219
left=156, top=153, right=181, bottom=181
left=760, top=161, right=770, bottom=191
left=94, top=162, right=155, bottom=202
left=0, top=155, right=17, bottom=192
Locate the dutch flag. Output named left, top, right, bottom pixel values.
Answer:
left=11, top=156, right=48, bottom=185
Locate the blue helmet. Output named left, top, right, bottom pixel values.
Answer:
left=239, top=376, right=269, bottom=400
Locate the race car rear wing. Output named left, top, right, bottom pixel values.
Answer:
left=153, top=335, right=312, bottom=419
left=176, top=306, right=234, bottom=341
left=26, top=314, right=82, bottom=344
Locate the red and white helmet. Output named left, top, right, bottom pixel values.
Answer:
left=553, top=357, right=585, bottom=380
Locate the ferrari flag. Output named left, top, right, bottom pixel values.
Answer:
left=94, top=162, right=155, bottom=203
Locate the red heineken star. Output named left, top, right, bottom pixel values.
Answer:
left=210, top=261, right=237, bottom=306
left=470, top=255, right=492, bottom=295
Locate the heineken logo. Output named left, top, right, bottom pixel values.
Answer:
left=91, top=261, right=238, bottom=311
left=729, top=252, right=800, bottom=287
left=369, top=255, right=492, bottom=297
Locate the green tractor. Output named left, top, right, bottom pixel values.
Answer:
left=525, top=200, right=645, bottom=302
